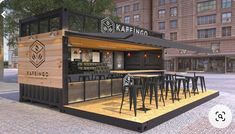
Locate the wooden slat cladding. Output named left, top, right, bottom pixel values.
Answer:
left=18, top=31, right=63, bottom=88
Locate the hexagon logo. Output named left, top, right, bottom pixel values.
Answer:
left=29, top=40, right=45, bottom=68
left=101, top=17, right=115, bottom=33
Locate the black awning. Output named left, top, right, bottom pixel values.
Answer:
left=65, top=31, right=212, bottom=53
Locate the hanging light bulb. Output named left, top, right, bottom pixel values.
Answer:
left=144, top=52, right=147, bottom=58
left=127, top=52, right=131, bottom=57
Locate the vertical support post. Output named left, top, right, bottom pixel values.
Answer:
left=62, top=36, right=69, bottom=108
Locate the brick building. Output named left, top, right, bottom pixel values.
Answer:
left=113, top=0, right=235, bottom=73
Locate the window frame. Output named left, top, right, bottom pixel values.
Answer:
left=222, top=26, right=232, bottom=37
left=158, top=22, right=165, bottom=30
left=124, top=16, right=131, bottom=23
left=133, top=3, right=140, bottom=11
left=222, top=0, right=232, bottom=8
left=222, top=12, right=232, bottom=23
left=170, top=7, right=177, bottom=17
left=124, top=5, right=130, bottom=13
left=170, top=20, right=177, bottom=29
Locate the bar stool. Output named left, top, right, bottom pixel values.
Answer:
left=164, top=74, right=178, bottom=103
left=78, top=74, right=90, bottom=82
left=120, top=75, right=132, bottom=113
left=120, top=75, right=145, bottom=116
left=149, top=76, right=165, bottom=109
left=94, top=74, right=106, bottom=80
left=175, top=76, right=191, bottom=99
left=130, top=77, right=146, bottom=116
left=185, top=76, right=198, bottom=95
left=196, top=76, right=206, bottom=92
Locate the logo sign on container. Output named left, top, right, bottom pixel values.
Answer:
left=101, top=17, right=149, bottom=36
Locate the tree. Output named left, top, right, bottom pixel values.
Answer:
left=2, top=0, right=117, bottom=47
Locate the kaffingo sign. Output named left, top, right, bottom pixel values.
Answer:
left=101, top=17, right=149, bottom=36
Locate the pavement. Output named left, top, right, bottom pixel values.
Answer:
left=0, top=69, right=234, bottom=134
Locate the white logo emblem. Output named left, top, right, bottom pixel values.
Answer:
left=101, top=17, right=115, bottom=33
left=208, top=104, right=233, bottom=128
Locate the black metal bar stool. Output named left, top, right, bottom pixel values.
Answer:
left=185, top=76, right=198, bottom=95
left=149, top=76, right=165, bottom=109
left=120, top=75, right=145, bottom=116
left=175, top=75, right=191, bottom=99
left=164, top=74, right=178, bottom=103
left=196, top=76, right=206, bottom=92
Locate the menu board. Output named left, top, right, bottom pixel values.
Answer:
left=92, top=52, right=100, bottom=62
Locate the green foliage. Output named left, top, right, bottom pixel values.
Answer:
left=1, top=0, right=118, bottom=46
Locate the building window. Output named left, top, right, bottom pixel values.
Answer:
left=198, top=28, right=216, bottom=38
left=170, top=20, right=177, bottom=28
left=159, top=22, right=165, bottom=30
left=197, top=14, right=216, bottom=25
left=222, top=0, right=232, bottom=8
left=170, top=32, right=177, bottom=40
left=115, top=7, right=122, bottom=15
left=158, top=9, right=166, bottom=18
left=197, top=0, right=216, bottom=12
left=211, top=43, right=220, bottom=53
left=222, top=12, right=232, bottom=23
left=133, top=3, right=139, bottom=11
left=169, top=0, right=177, bottom=4
left=134, top=14, right=140, bottom=22
left=222, top=26, right=232, bottom=36
left=124, top=5, right=130, bottom=13
left=159, top=0, right=165, bottom=6
left=124, top=16, right=130, bottom=23
left=170, top=7, right=177, bottom=17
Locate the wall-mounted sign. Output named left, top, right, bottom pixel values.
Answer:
left=29, top=40, right=45, bottom=68
left=101, top=17, right=149, bottom=36
left=92, top=52, right=100, bottom=62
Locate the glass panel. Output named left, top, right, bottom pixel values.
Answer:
left=85, top=81, right=99, bottom=100
left=30, top=22, right=38, bottom=35
left=69, top=14, right=84, bottom=32
left=21, top=24, right=30, bottom=36
left=100, top=80, right=111, bottom=97
left=39, top=19, right=48, bottom=33
left=84, top=17, right=99, bottom=32
left=50, top=17, right=60, bottom=31
left=68, top=82, right=84, bottom=103
left=112, top=79, right=122, bottom=95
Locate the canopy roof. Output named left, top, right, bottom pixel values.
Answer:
left=65, top=31, right=212, bottom=53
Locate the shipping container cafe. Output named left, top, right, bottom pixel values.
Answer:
left=18, top=8, right=219, bottom=132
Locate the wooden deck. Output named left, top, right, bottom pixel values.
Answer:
left=64, top=89, right=219, bottom=132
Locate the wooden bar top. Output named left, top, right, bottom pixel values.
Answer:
left=187, top=70, right=204, bottom=73
left=110, top=70, right=165, bottom=74
left=129, top=74, right=160, bottom=78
